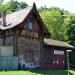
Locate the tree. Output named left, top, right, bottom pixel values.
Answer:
left=20, top=2, right=28, bottom=9
left=39, top=7, right=69, bottom=41
left=6, top=0, right=20, bottom=12
left=0, top=0, right=28, bottom=14
left=67, top=15, right=75, bottom=46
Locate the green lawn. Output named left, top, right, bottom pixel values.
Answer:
left=0, top=70, right=75, bottom=75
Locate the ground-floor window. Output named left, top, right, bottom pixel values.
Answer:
left=25, top=51, right=33, bottom=62
left=24, top=51, right=39, bottom=65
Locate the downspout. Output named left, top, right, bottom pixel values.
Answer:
left=13, top=31, right=17, bottom=56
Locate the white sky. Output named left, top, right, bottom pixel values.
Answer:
left=3, top=0, right=75, bottom=13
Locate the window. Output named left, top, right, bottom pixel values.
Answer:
left=54, top=50, right=64, bottom=55
left=27, top=21, right=32, bottom=30
left=25, top=51, right=33, bottom=62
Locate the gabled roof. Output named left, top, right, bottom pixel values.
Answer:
left=44, top=38, right=75, bottom=49
left=0, top=3, right=50, bottom=35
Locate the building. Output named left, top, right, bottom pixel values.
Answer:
left=0, top=3, right=50, bottom=70
left=43, top=39, right=74, bottom=69
left=0, top=3, right=74, bottom=70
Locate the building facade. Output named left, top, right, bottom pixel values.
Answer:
left=43, top=39, right=74, bottom=69
left=0, top=3, right=50, bottom=70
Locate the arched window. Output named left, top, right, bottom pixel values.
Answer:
left=27, top=21, right=33, bottom=30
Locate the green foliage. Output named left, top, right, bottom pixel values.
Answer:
left=67, top=15, right=75, bottom=46
left=6, top=0, right=20, bottom=12
left=39, top=7, right=70, bottom=41
left=0, top=0, right=28, bottom=14
left=20, top=2, right=28, bottom=9
left=0, top=3, right=5, bottom=11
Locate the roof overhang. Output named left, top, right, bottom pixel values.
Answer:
left=44, top=38, right=75, bottom=50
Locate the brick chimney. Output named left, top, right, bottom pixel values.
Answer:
left=2, top=10, right=7, bottom=27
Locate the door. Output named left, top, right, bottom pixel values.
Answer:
left=52, top=50, right=64, bottom=69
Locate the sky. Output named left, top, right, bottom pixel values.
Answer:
left=3, top=0, right=75, bottom=13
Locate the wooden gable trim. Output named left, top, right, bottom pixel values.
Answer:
left=31, top=4, right=51, bottom=36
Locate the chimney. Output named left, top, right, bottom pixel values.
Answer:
left=0, top=11, right=2, bottom=25
left=2, top=10, right=7, bottom=27
left=0, top=11, right=2, bottom=18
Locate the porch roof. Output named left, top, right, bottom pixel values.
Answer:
left=44, top=39, right=75, bottom=49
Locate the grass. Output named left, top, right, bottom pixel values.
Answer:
left=0, top=70, right=74, bottom=75
left=70, top=70, right=75, bottom=75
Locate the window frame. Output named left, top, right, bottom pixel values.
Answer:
left=27, top=21, right=33, bottom=30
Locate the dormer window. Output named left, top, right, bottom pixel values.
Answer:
left=27, top=21, right=33, bottom=30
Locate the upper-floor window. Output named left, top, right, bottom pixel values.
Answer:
left=27, top=21, right=33, bottom=30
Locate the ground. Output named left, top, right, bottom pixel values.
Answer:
left=0, top=70, right=75, bottom=75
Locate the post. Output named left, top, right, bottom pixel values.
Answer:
left=13, top=35, right=17, bottom=56
left=67, top=51, right=69, bottom=75
left=66, top=50, right=72, bottom=75
left=13, top=30, right=17, bottom=56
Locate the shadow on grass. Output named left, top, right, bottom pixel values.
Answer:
left=28, top=69, right=73, bottom=75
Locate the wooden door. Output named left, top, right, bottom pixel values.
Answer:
left=52, top=50, right=65, bottom=69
